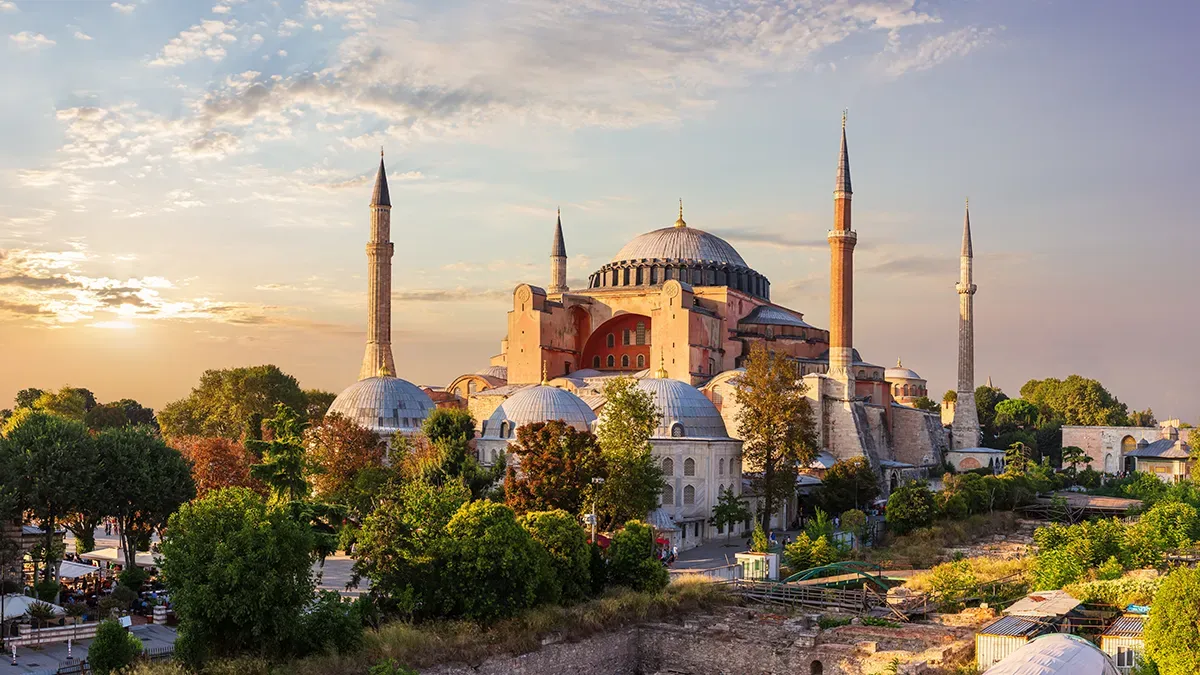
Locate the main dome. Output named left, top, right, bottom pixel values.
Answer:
left=327, top=376, right=435, bottom=436
left=610, top=226, right=747, bottom=267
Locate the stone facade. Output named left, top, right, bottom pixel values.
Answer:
left=891, top=404, right=950, bottom=468
left=360, top=153, right=396, bottom=380
left=1062, top=423, right=1195, bottom=475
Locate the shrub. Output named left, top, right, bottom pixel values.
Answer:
left=886, top=482, right=937, bottom=535
left=804, top=508, right=834, bottom=542
left=1033, top=549, right=1087, bottom=589
left=88, top=619, right=144, bottom=674
left=118, top=567, right=148, bottom=590
left=298, top=591, right=364, bottom=657
left=809, top=536, right=837, bottom=566
left=607, top=521, right=669, bottom=593
left=929, top=560, right=978, bottom=611
left=818, top=616, right=852, bottom=629
left=1096, top=556, right=1125, bottom=581
left=1145, top=567, right=1200, bottom=675
left=33, top=579, right=59, bottom=602
left=99, top=585, right=138, bottom=618
left=1065, top=576, right=1162, bottom=607
left=519, top=510, right=592, bottom=603
left=861, top=616, right=900, bottom=628
left=750, top=523, right=769, bottom=553
left=784, top=533, right=814, bottom=571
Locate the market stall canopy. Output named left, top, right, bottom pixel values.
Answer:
left=58, top=560, right=102, bottom=578
left=1, top=594, right=66, bottom=618
left=79, top=547, right=160, bottom=569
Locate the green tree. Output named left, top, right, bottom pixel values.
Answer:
left=158, top=365, right=307, bottom=440
left=839, top=509, right=867, bottom=546
left=1, top=411, right=96, bottom=582
left=809, top=535, right=837, bottom=566
left=975, top=384, right=1009, bottom=447
left=97, top=427, right=196, bottom=572
left=352, top=480, right=470, bottom=618
left=1129, top=408, right=1157, bottom=428
left=302, top=389, right=337, bottom=424
left=750, top=523, right=769, bottom=553
left=505, top=421, right=605, bottom=516
left=249, top=404, right=310, bottom=505
left=112, top=399, right=157, bottom=428
left=909, top=396, right=940, bottom=413
left=14, top=387, right=45, bottom=410
left=31, top=386, right=90, bottom=422
left=594, top=378, right=663, bottom=529
left=519, top=510, right=592, bottom=602
left=817, top=458, right=880, bottom=515
left=1020, top=375, right=1130, bottom=426
left=710, top=487, right=752, bottom=545
left=160, top=487, right=314, bottom=667
left=942, top=390, right=957, bottom=405
left=784, top=532, right=814, bottom=570
left=437, top=501, right=547, bottom=620
left=1061, top=446, right=1093, bottom=473
left=1004, top=442, right=1033, bottom=474
left=87, top=619, right=144, bottom=674
left=1145, top=567, right=1200, bottom=675
left=1032, top=548, right=1087, bottom=589
left=607, top=521, right=668, bottom=592
left=734, top=344, right=818, bottom=530
left=423, top=408, right=476, bottom=445
left=886, top=482, right=936, bottom=535
left=994, top=399, right=1038, bottom=429
left=929, top=560, right=977, bottom=611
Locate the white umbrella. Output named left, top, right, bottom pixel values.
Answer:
left=58, top=561, right=101, bottom=579
left=0, top=594, right=66, bottom=618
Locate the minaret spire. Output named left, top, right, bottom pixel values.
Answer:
left=549, top=208, right=568, bottom=294
left=952, top=198, right=980, bottom=449
left=674, top=199, right=686, bottom=228
left=828, top=112, right=857, bottom=386
left=360, top=150, right=396, bottom=379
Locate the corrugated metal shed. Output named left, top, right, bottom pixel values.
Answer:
left=980, top=616, right=1054, bottom=637
left=1102, top=615, right=1144, bottom=638
left=976, top=617, right=1057, bottom=670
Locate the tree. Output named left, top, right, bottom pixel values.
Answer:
left=710, top=487, right=752, bottom=545
left=1061, top=446, right=1093, bottom=473
left=1145, top=567, right=1200, bottom=675
left=1004, top=442, right=1033, bottom=475
left=394, top=432, right=499, bottom=500
left=839, top=509, right=867, bottom=546
left=14, top=387, right=45, bottom=410
left=302, top=389, right=337, bottom=424
left=808, top=535, right=837, bottom=566
left=160, top=488, right=314, bottom=667
left=784, top=532, right=814, bottom=570
left=1, top=411, right=96, bottom=582
left=85, top=398, right=157, bottom=432
left=750, top=523, right=769, bottom=552
left=607, top=521, right=668, bottom=592
left=1129, top=409, right=1157, bottom=427
left=172, top=436, right=260, bottom=497
left=505, top=421, right=605, bottom=516
left=910, top=396, right=939, bottom=413
left=519, top=510, right=592, bottom=602
left=158, top=365, right=307, bottom=440
left=1020, top=375, right=1130, bottom=426
left=975, top=385, right=1009, bottom=446
left=817, top=458, right=880, bottom=515
left=422, top=408, right=476, bottom=445
left=437, top=501, right=547, bottom=620
left=734, top=344, right=818, bottom=530
left=112, top=399, right=157, bottom=428
left=942, top=390, right=957, bottom=405
left=305, top=413, right=386, bottom=502
left=88, top=619, right=144, bottom=674
left=886, top=482, right=936, bottom=535
left=353, top=480, right=471, bottom=618
left=248, top=404, right=310, bottom=505
left=995, top=399, right=1039, bottom=429
left=594, top=378, right=664, bottom=529
left=97, top=427, right=196, bottom=572
left=31, top=386, right=90, bottom=422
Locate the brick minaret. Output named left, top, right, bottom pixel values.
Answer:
left=952, top=200, right=981, bottom=449
left=827, top=112, right=856, bottom=385
left=359, top=150, right=397, bottom=380
left=549, top=208, right=567, bottom=294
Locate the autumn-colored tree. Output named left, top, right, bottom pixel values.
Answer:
left=734, top=344, right=818, bottom=530
left=506, top=421, right=606, bottom=516
left=304, top=413, right=386, bottom=502
left=172, top=436, right=261, bottom=497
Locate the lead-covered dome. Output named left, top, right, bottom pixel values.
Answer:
left=328, top=376, right=435, bottom=435
left=482, top=385, right=597, bottom=439
left=588, top=210, right=770, bottom=300
left=634, top=377, right=729, bottom=439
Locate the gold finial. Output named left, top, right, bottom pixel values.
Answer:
left=377, top=364, right=390, bottom=377
left=965, top=197, right=969, bottom=210
left=896, top=357, right=902, bottom=368
left=541, top=360, right=549, bottom=385
left=842, top=109, right=847, bottom=129
left=655, top=350, right=668, bottom=379
left=674, top=198, right=686, bottom=228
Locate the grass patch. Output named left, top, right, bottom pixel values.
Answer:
left=903, top=556, right=1031, bottom=593
left=863, top=512, right=1020, bottom=569
left=860, top=617, right=901, bottom=628
left=818, top=616, right=852, bottom=630
left=129, top=579, right=734, bottom=675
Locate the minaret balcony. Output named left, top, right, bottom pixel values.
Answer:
left=955, top=282, right=977, bottom=295
left=827, top=230, right=858, bottom=243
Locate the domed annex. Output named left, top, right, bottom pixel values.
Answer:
left=885, top=358, right=928, bottom=406
left=587, top=202, right=771, bottom=300
left=481, top=384, right=596, bottom=440
left=328, top=376, right=435, bottom=435
left=635, top=376, right=729, bottom=439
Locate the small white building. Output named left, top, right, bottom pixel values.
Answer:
left=947, top=446, right=1006, bottom=473
left=1100, top=614, right=1145, bottom=674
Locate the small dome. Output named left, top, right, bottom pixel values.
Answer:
left=482, top=385, right=597, bottom=439
left=634, top=377, right=729, bottom=439
left=475, top=365, right=508, bottom=381
left=328, top=376, right=435, bottom=435
left=610, top=226, right=746, bottom=267
left=885, top=358, right=922, bottom=381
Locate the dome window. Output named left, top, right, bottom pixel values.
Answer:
left=683, top=485, right=695, bottom=505
left=684, top=457, right=696, bottom=476
left=500, top=421, right=510, bottom=438
left=662, top=457, right=674, bottom=475
left=672, top=423, right=686, bottom=438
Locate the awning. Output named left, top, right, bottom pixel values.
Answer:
left=1, top=594, right=66, bottom=618
left=79, top=547, right=160, bottom=569
left=58, top=560, right=102, bottom=578
left=655, top=538, right=670, bottom=545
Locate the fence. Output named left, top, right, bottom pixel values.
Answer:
left=727, top=579, right=885, bottom=613
left=670, top=563, right=742, bottom=583
left=7, top=621, right=100, bottom=648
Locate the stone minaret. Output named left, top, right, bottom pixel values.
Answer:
left=549, top=208, right=567, bottom=294
left=952, top=200, right=981, bottom=448
left=359, top=150, right=397, bottom=380
left=827, top=112, right=856, bottom=385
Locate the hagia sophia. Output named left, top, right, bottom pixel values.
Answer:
left=327, top=118, right=985, bottom=550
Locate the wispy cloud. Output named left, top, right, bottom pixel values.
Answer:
left=110, top=2, right=135, bottom=14
left=393, top=287, right=509, bottom=303
left=707, top=228, right=827, bottom=251
left=73, top=31, right=93, bottom=41
left=883, top=26, right=999, bottom=78
left=149, top=19, right=238, bottom=66
left=0, top=2, right=18, bottom=13
left=9, top=31, right=55, bottom=50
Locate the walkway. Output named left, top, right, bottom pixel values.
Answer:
left=0, top=625, right=176, bottom=675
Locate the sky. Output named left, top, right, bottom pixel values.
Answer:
left=1, top=0, right=1197, bottom=421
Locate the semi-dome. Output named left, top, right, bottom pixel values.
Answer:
left=327, top=376, right=435, bottom=435
left=634, top=377, right=729, bottom=439
left=610, top=226, right=747, bottom=267
left=474, top=365, right=508, bottom=381
left=482, top=385, right=597, bottom=439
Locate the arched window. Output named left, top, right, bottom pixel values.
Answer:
left=708, top=357, right=716, bottom=374
left=1121, top=436, right=1137, bottom=456
left=858, top=369, right=866, bottom=379
left=636, top=322, right=646, bottom=345
left=683, top=485, right=695, bottom=505
left=662, top=458, right=674, bottom=475
left=671, top=423, right=685, bottom=438
left=490, top=449, right=498, bottom=463
left=621, top=354, right=630, bottom=368
left=684, top=458, right=696, bottom=476
left=607, top=355, right=615, bottom=368
left=606, top=333, right=615, bottom=348
left=637, top=354, right=645, bottom=369
left=623, top=329, right=631, bottom=346
left=719, top=458, right=725, bottom=475
left=662, top=484, right=674, bottom=505
left=731, top=460, right=739, bottom=475
left=499, top=421, right=509, bottom=438
left=593, top=355, right=601, bottom=368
